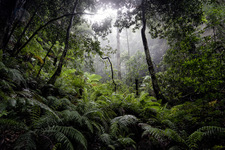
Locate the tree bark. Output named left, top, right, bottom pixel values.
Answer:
left=101, top=56, right=117, bottom=92
left=126, top=28, right=130, bottom=58
left=48, top=0, right=79, bottom=85
left=116, top=27, right=122, bottom=80
left=141, top=2, right=167, bottom=104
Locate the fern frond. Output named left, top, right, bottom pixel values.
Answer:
left=187, top=126, right=225, bottom=149
left=111, top=115, right=138, bottom=127
left=60, top=110, right=82, bottom=124
left=110, top=121, right=120, bottom=137
left=197, top=126, right=225, bottom=135
left=48, top=130, right=74, bottom=150
left=47, top=126, right=87, bottom=149
left=162, top=119, right=176, bottom=130
left=81, top=116, right=93, bottom=133
left=8, top=68, right=26, bottom=86
left=14, top=131, right=37, bottom=150
left=117, top=137, right=136, bottom=148
left=34, top=113, right=61, bottom=128
left=100, top=133, right=112, bottom=145
left=140, top=123, right=164, bottom=140
left=0, top=118, right=27, bottom=131
left=27, top=97, right=60, bottom=120
left=187, top=131, right=204, bottom=149
left=30, top=105, right=41, bottom=128
left=164, top=128, right=185, bottom=144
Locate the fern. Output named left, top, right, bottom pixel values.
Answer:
left=164, top=128, right=185, bottom=144
left=14, top=131, right=37, bottom=150
left=30, top=105, right=41, bottom=128
left=33, top=112, right=60, bottom=128
left=60, top=110, right=82, bottom=123
left=100, top=133, right=112, bottom=145
left=48, top=130, right=74, bottom=150
left=111, top=115, right=138, bottom=127
left=187, top=126, right=225, bottom=149
left=117, top=136, right=136, bottom=148
left=47, top=126, right=87, bottom=150
left=110, top=121, right=120, bottom=137
left=0, top=118, right=28, bottom=131
left=140, top=123, right=165, bottom=140
left=187, top=131, right=204, bottom=149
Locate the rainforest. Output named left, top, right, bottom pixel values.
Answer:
left=0, top=0, right=225, bottom=149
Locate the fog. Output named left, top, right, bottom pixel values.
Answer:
left=84, top=7, right=168, bottom=83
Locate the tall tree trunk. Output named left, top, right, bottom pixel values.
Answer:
left=1, top=0, right=26, bottom=51
left=48, top=0, right=79, bottom=84
left=141, top=2, right=167, bottom=104
left=116, top=27, right=122, bottom=80
left=126, top=28, right=130, bottom=58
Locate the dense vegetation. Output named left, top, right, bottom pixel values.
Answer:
left=0, top=0, right=225, bottom=149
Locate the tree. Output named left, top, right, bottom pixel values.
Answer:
left=48, top=0, right=80, bottom=84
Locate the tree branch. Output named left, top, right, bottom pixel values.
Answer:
left=12, top=12, right=93, bottom=56
left=101, top=56, right=117, bottom=92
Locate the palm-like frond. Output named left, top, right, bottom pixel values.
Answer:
left=46, top=126, right=87, bottom=150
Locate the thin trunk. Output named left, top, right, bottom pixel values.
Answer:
left=12, top=12, right=87, bottom=56
left=36, top=42, right=56, bottom=79
left=48, top=0, right=79, bottom=84
left=12, top=3, right=42, bottom=54
left=126, top=28, right=130, bottom=58
left=135, top=78, right=139, bottom=96
left=116, top=27, right=122, bottom=80
left=141, top=2, right=166, bottom=104
left=101, top=56, right=117, bottom=92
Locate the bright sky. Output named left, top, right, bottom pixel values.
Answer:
left=84, top=8, right=117, bottom=24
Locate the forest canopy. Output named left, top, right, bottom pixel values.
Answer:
left=0, top=0, right=225, bottom=149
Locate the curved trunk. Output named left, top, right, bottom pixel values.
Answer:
left=141, top=2, right=167, bottom=104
